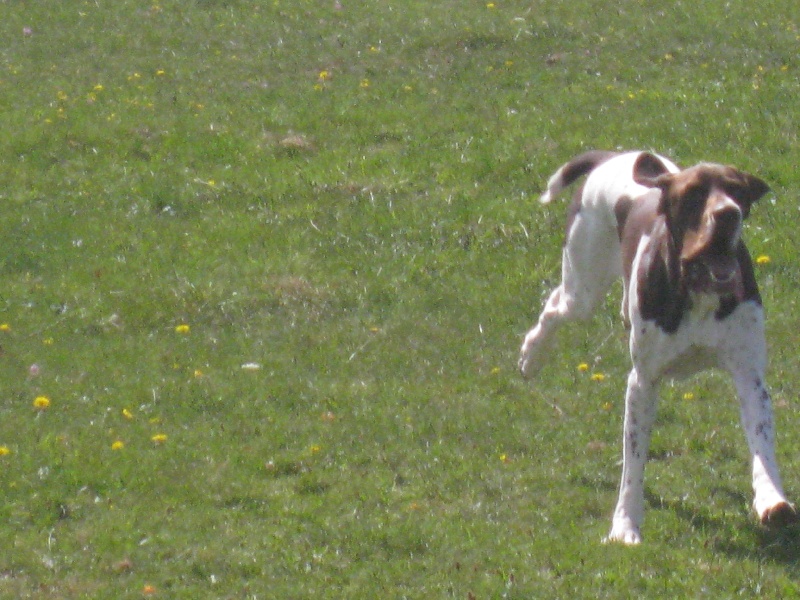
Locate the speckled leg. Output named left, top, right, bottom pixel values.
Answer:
left=604, top=368, right=658, bottom=545
left=732, top=371, right=795, bottom=524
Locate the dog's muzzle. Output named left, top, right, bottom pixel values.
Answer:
left=685, top=255, right=742, bottom=297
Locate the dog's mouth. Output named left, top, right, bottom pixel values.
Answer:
left=684, top=255, right=742, bottom=297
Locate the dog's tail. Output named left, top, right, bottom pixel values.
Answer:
left=539, top=151, right=619, bottom=204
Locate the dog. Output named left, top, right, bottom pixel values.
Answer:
left=518, top=150, right=796, bottom=544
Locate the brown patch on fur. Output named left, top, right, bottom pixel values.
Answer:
left=619, top=192, right=661, bottom=300
left=636, top=225, right=686, bottom=334
left=761, top=502, right=798, bottom=528
left=717, top=242, right=762, bottom=318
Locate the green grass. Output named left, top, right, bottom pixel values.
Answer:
left=0, top=0, right=799, bottom=597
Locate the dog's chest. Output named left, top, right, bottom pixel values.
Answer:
left=633, top=294, right=733, bottom=380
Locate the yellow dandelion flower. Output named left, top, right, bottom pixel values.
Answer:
left=590, top=373, right=606, bottom=382
left=0, top=323, right=10, bottom=332
left=156, top=69, right=166, bottom=76
left=111, top=441, right=125, bottom=450
left=93, top=84, right=104, bottom=91
left=309, top=444, right=321, bottom=454
left=122, top=408, right=134, bottom=420
left=175, top=324, right=190, bottom=334
left=487, top=2, right=496, bottom=7
left=360, top=78, right=370, bottom=88
left=0, top=446, right=11, bottom=456
left=318, top=70, right=330, bottom=81
left=151, top=433, right=168, bottom=444
left=756, top=255, right=771, bottom=265
left=193, top=369, right=204, bottom=378
left=577, top=363, right=590, bottom=372
left=490, top=366, right=501, bottom=375
left=683, top=392, right=695, bottom=401
left=33, top=396, right=50, bottom=410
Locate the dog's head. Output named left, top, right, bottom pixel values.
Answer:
left=634, top=155, right=769, bottom=297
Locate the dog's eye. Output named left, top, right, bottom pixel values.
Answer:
left=678, top=185, right=708, bottom=224
left=682, top=184, right=707, bottom=205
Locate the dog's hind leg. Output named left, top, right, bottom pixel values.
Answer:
left=518, top=281, right=572, bottom=378
left=519, top=210, right=619, bottom=378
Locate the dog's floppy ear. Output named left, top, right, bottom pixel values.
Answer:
left=633, top=152, right=670, bottom=185
left=633, top=152, right=673, bottom=214
left=722, top=168, right=769, bottom=218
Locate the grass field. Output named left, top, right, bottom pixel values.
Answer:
left=0, top=0, right=799, bottom=597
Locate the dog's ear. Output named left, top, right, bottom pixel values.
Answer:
left=633, top=152, right=671, bottom=188
left=722, top=168, right=769, bottom=218
left=633, top=153, right=674, bottom=215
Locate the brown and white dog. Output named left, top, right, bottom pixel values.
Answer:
left=519, top=150, right=796, bottom=544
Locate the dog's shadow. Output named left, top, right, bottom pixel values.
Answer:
left=644, top=488, right=800, bottom=569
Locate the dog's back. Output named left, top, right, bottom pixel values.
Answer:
left=539, top=150, right=619, bottom=204
left=542, top=151, right=679, bottom=208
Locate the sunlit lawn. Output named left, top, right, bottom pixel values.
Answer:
left=0, top=1, right=799, bottom=598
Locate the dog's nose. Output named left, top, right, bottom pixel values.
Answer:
left=713, top=205, right=741, bottom=228
left=710, top=205, right=742, bottom=248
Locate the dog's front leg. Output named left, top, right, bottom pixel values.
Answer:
left=732, top=370, right=797, bottom=527
left=605, top=368, right=658, bottom=544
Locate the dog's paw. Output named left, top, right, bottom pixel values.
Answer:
left=518, top=344, right=542, bottom=379
left=518, top=354, right=542, bottom=379
left=603, top=520, right=642, bottom=545
left=518, top=354, right=532, bottom=378
left=760, top=502, right=798, bottom=528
